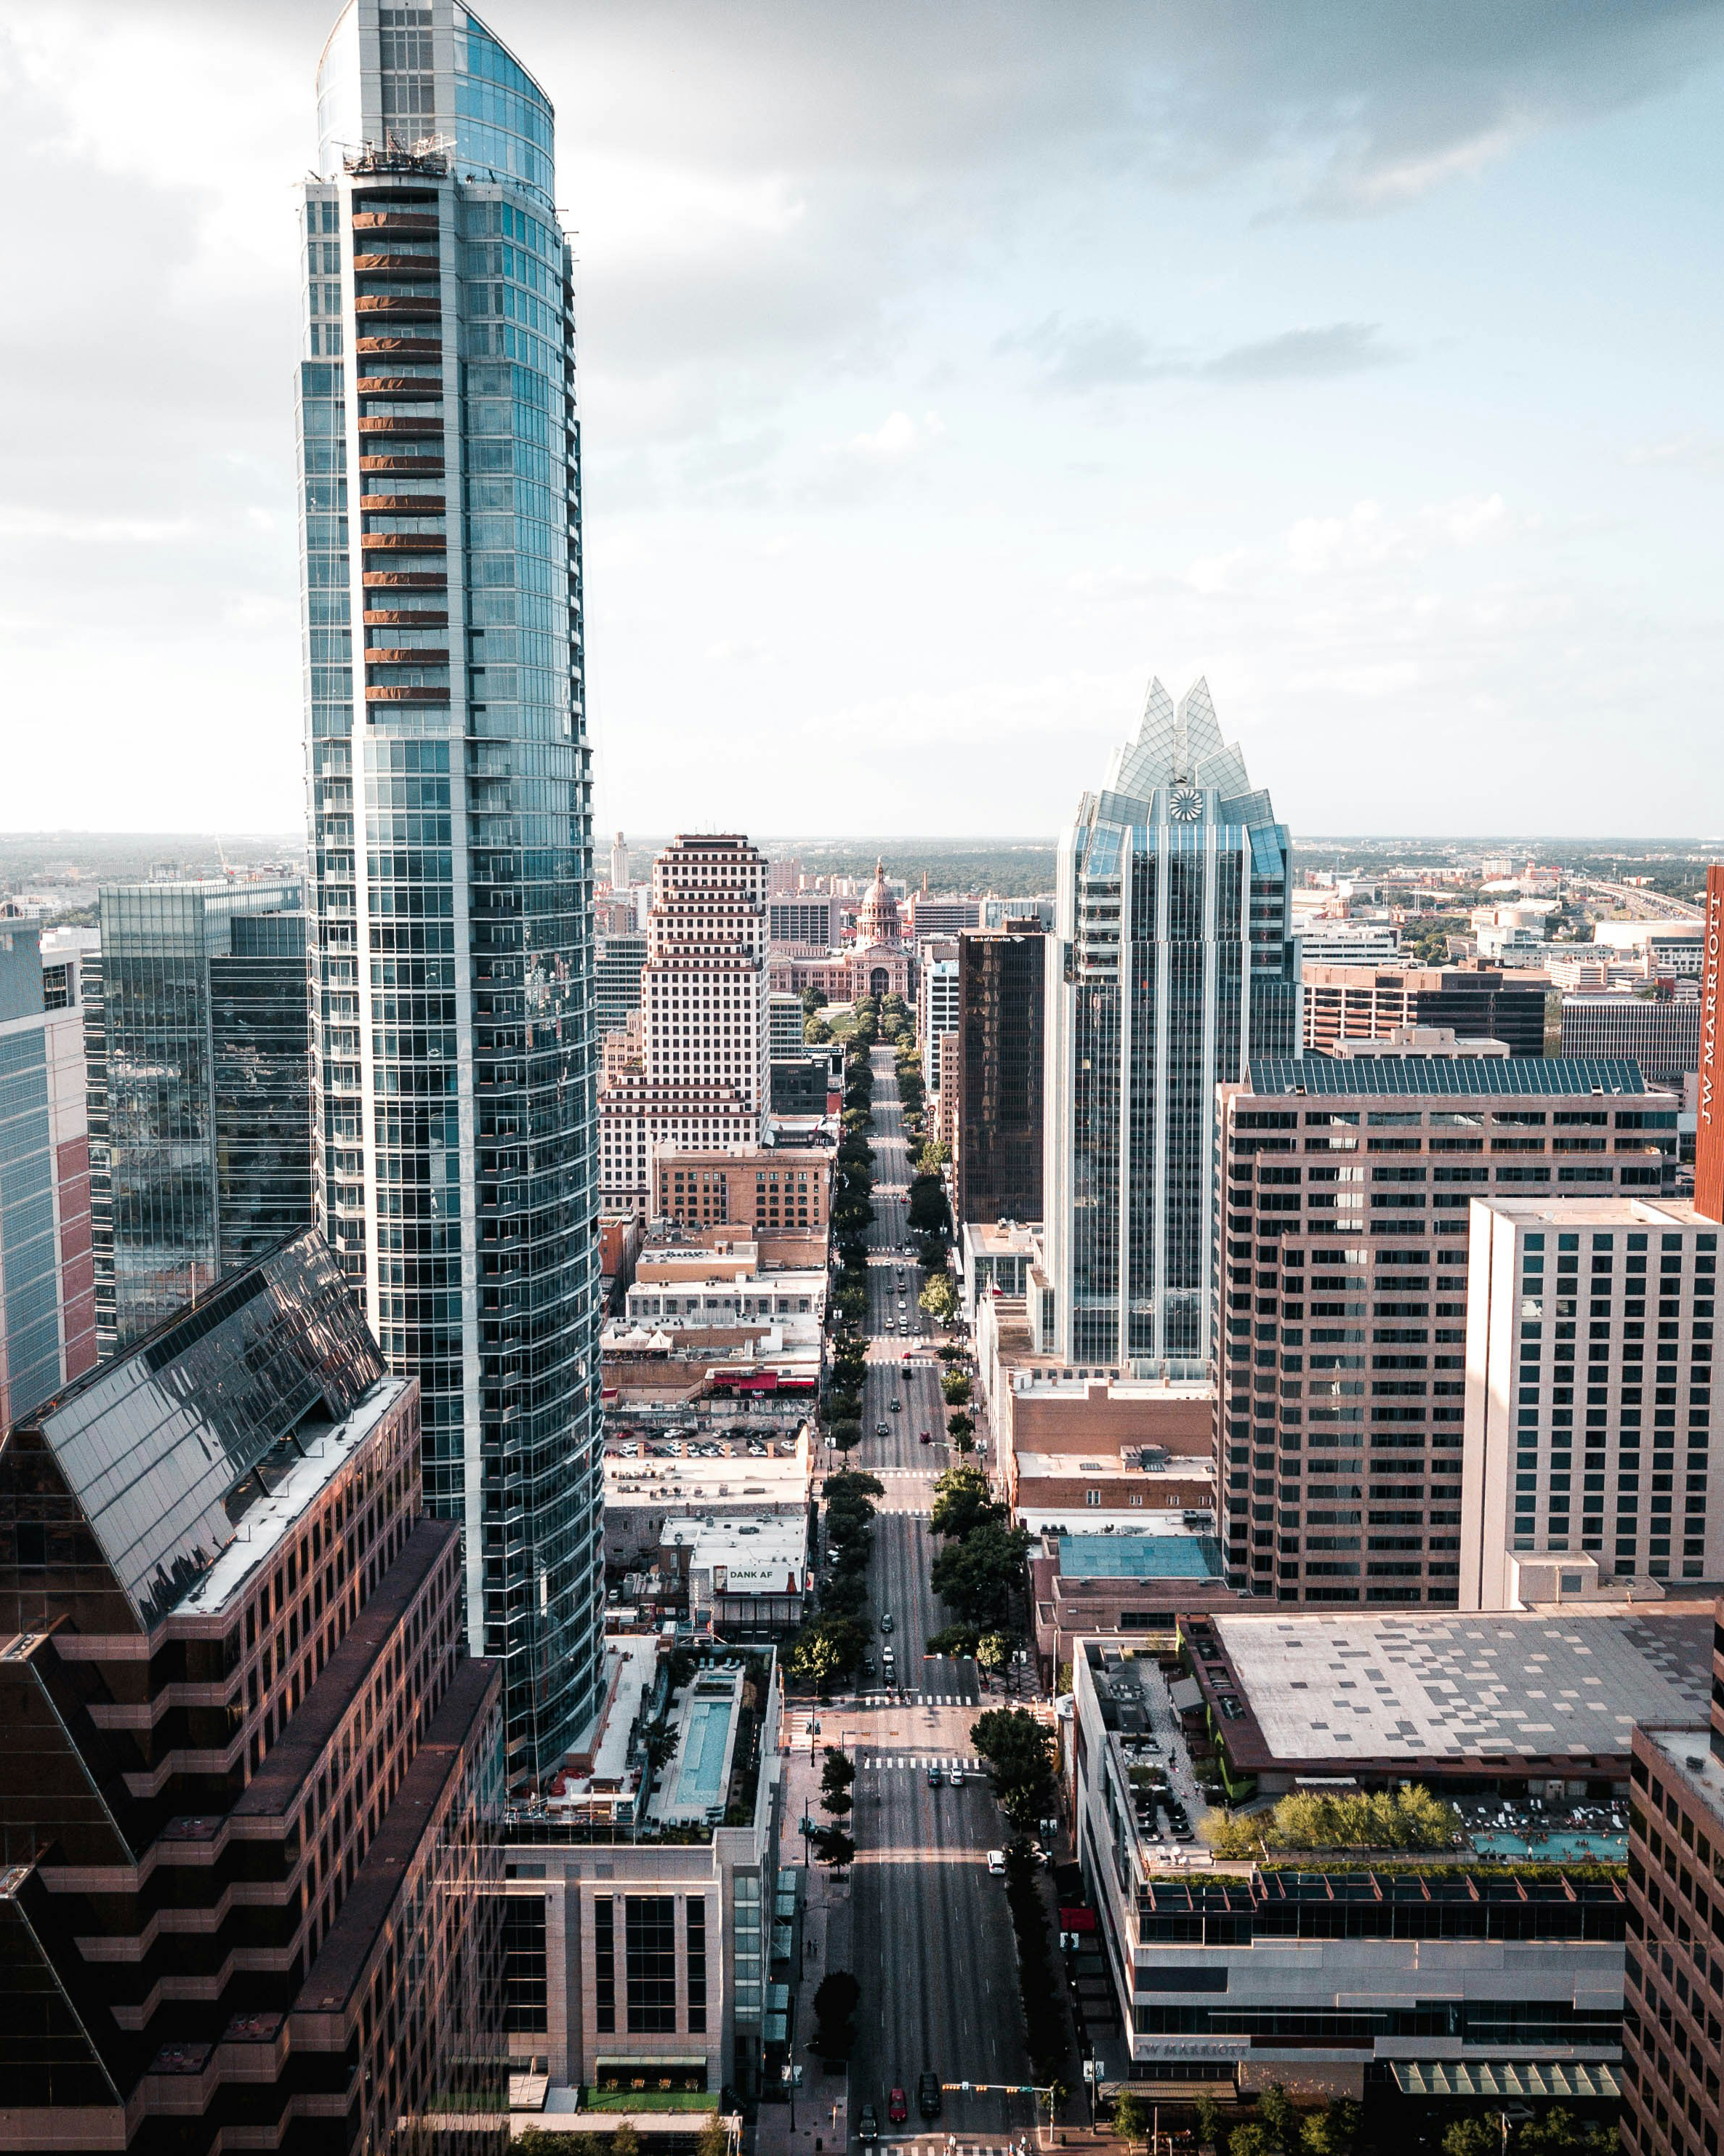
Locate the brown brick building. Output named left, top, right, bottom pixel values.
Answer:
left=1216, top=1053, right=1675, bottom=1605
left=1625, top=1609, right=1724, bottom=2156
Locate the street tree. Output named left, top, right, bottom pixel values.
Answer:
left=970, top=1705, right=1058, bottom=1835
left=1257, top=2083, right=1298, bottom=2152
left=930, top=1465, right=1006, bottom=1540
left=945, top=1411, right=975, bottom=1454
left=919, top=1272, right=959, bottom=1325
left=829, top=1419, right=862, bottom=1457
left=930, top=1522, right=1032, bottom=1627
left=1113, top=2093, right=1150, bottom=2152
left=787, top=1615, right=869, bottom=1694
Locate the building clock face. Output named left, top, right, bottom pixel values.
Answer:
left=1168, top=786, right=1204, bottom=823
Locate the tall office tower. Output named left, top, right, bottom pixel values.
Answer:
left=954, top=922, right=1044, bottom=1226
left=297, top=1, right=603, bottom=1780
left=0, top=927, right=96, bottom=1425
left=84, top=879, right=311, bottom=1359
left=0, top=1231, right=506, bottom=2153
left=595, top=930, right=648, bottom=1042
left=609, top=829, right=629, bottom=890
left=1215, top=1053, right=1676, bottom=1605
left=1044, top=676, right=1297, bottom=1376
left=599, top=836, right=770, bottom=1206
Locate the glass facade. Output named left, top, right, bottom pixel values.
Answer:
left=302, top=1, right=603, bottom=1782
left=1047, top=677, right=1295, bottom=1377
left=84, top=880, right=311, bottom=1359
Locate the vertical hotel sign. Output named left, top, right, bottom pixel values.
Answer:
left=1698, top=865, right=1724, bottom=1224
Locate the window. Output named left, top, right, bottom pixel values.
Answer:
left=686, top=1896, right=707, bottom=2034
left=626, top=1894, right=678, bottom=2032
left=595, top=1895, right=616, bottom=2032
left=504, top=1894, right=549, bottom=2034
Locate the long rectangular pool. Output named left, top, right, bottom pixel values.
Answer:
left=1470, top=1830, right=1627, bottom=1862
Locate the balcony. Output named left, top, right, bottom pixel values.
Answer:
left=352, top=254, right=440, bottom=275
left=363, top=608, right=449, bottom=627
left=353, top=294, right=439, bottom=316
left=364, top=647, right=449, bottom=664
left=359, top=455, right=445, bottom=475
left=356, top=334, right=441, bottom=358
left=351, top=213, right=438, bottom=235
left=358, top=414, right=441, bottom=435
left=355, top=377, right=443, bottom=400
left=359, top=494, right=446, bottom=513
left=360, top=532, right=446, bottom=553
left=366, top=685, right=451, bottom=703
left=362, top=568, right=448, bottom=590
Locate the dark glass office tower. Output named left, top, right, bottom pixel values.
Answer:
left=297, top=0, right=602, bottom=1781
left=1044, top=677, right=1297, bottom=1377
left=955, top=924, right=1045, bottom=1226
left=84, top=880, right=312, bottom=1357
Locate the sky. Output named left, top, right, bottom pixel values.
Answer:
left=1, top=0, right=1722, bottom=841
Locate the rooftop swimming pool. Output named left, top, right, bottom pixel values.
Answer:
left=674, top=1698, right=736, bottom=1812
left=1470, top=1830, right=1627, bottom=1862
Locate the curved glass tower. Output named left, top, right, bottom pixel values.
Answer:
left=1044, top=677, right=1297, bottom=1378
left=297, top=0, right=601, bottom=1782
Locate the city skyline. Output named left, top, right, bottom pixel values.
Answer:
left=4, top=1, right=1724, bottom=837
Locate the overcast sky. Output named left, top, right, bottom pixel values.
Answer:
left=2, top=0, right=1722, bottom=840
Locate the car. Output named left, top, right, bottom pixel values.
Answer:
left=889, top=2090, right=909, bottom=2127
left=876, top=1421, right=889, bottom=1436
left=859, top=2106, right=879, bottom=2143
left=948, top=1769, right=965, bottom=1786
left=879, top=1612, right=894, bottom=1633
left=986, top=1849, right=1007, bottom=1876
left=889, top=1398, right=901, bottom=1412
left=863, top=1653, right=877, bottom=1676
left=918, top=2073, right=942, bottom=2120
left=919, top=1429, right=933, bottom=1444
left=927, top=1766, right=943, bottom=1787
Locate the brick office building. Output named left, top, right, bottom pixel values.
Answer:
left=1215, top=1055, right=1675, bottom=1605
left=1302, top=961, right=1549, bottom=1058
left=0, top=1232, right=504, bottom=2156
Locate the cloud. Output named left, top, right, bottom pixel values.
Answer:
left=1003, top=315, right=1402, bottom=393
left=1629, top=433, right=1724, bottom=476
left=1201, top=321, right=1401, bottom=382
left=845, top=410, right=943, bottom=461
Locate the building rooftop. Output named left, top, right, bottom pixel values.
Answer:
left=1247, top=1055, right=1651, bottom=1097
left=664, top=1514, right=807, bottom=1593
left=1201, top=1608, right=1711, bottom=1767
left=1479, top=1196, right=1713, bottom=1228
left=1057, top=1533, right=1222, bottom=1579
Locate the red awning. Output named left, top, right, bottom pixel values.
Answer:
left=1058, top=1906, right=1097, bottom=1932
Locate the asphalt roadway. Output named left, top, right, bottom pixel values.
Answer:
left=838, top=1044, right=1034, bottom=2149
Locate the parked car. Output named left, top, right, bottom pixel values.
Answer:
left=918, top=2073, right=942, bottom=2120
left=859, top=2106, right=879, bottom=2142
left=986, top=1849, right=1007, bottom=1876
left=889, top=2090, right=909, bottom=2126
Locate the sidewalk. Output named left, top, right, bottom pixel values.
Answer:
left=757, top=1733, right=855, bottom=2156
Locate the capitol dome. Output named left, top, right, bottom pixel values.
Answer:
left=853, top=858, right=901, bottom=946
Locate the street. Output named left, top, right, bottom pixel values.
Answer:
left=842, top=1042, right=1034, bottom=2149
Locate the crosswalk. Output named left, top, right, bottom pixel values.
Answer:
left=854, top=1691, right=975, bottom=1707
left=859, top=1753, right=985, bottom=1772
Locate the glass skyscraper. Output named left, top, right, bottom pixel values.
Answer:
left=297, top=0, right=602, bottom=1782
left=1044, top=677, right=1297, bottom=1377
left=85, top=880, right=312, bottom=1358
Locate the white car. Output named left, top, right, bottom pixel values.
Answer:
left=987, top=1849, right=1007, bottom=1876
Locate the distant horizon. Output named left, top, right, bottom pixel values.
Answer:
left=4, top=829, right=1723, bottom=848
